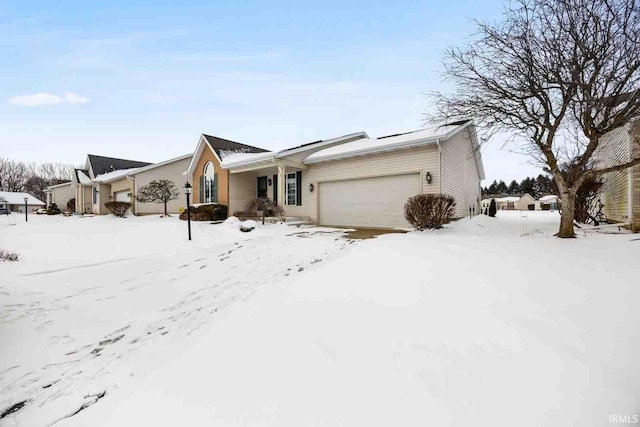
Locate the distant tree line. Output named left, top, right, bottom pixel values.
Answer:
left=0, top=158, right=76, bottom=203
left=482, top=174, right=554, bottom=199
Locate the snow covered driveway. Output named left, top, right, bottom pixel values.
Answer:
left=2, top=212, right=640, bottom=427
left=0, top=215, right=353, bottom=426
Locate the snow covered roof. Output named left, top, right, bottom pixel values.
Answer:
left=128, top=154, right=192, bottom=176
left=93, top=168, right=139, bottom=183
left=495, top=196, right=521, bottom=203
left=220, top=152, right=276, bottom=168
left=304, top=122, right=472, bottom=164
left=76, top=170, right=92, bottom=184
left=0, top=191, right=45, bottom=205
left=44, top=181, right=72, bottom=191
left=539, top=195, right=558, bottom=202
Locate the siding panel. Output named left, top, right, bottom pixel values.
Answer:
left=133, top=157, right=192, bottom=215
left=440, top=128, right=482, bottom=217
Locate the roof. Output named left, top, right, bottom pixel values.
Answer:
left=128, top=154, right=193, bottom=176
left=539, top=195, right=558, bottom=202
left=0, top=191, right=45, bottom=205
left=304, top=122, right=471, bottom=164
left=202, top=135, right=269, bottom=158
left=482, top=193, right=535, bottom=202
left=93, top=168, right=139, bottom=183
left=87, top=154, right=152, bottom=176
left=44, top=181, right=72, bottom=191
left=220, top=132, right=370, bottom=169
left=74, top=169, right=91, bottom=183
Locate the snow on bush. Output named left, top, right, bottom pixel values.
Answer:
left=0, top=249, right=20, bottom=262
left=404, top=194, right=456, bottom=230
left=240, top=220, right=257, bottom=232
left=223, top=216, right=240, bottom=225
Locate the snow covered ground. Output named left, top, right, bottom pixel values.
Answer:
left=1, top=211, right=639, bottom=426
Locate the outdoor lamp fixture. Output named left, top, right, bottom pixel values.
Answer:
left=309, top=183, right=315, bottom=192
left=23, top=197, right=28, bottom=222
left=184, top=182, right=192, bottom=241
left=268, top=178, right=272, bottom=186
left=425, top=172, right=433, bottom=184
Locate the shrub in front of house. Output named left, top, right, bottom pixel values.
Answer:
left=404, top=194, right=456, bottom=230
left=0, top=250, right=20, bottom=262
left=67, top=198, right=76, bottom=213
left=46, top=203, right=61, bottom=215
left=488, top=198, right=497, bottom=217
left=105, top=201, right=131, bottom=218
left=179, top=204, right=228, bottom=221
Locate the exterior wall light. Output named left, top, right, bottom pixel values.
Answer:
left=309, top=183, right=315, bottom=192
left=268, top=178, right=272, bottom=186
left=425, top=172, right=433, bottom=184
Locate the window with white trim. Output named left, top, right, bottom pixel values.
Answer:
left=286, top=172, right=297, bottom=206
left=204, top=162, right=216, bottom=203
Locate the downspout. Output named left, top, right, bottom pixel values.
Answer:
left=436, top=139, right=442, bottom=194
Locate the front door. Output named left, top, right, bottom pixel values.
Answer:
left=257, top=176, right=268, bottom=198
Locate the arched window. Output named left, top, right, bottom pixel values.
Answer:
left=203, top=162, right=217, bottom=203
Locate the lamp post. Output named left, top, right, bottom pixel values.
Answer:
left=23, top=197, right=28, bottom=222
left=184, top=182, right=192, bottom=241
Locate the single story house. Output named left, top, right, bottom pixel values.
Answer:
left=70, top=155, right=152, bottom=214
left=213, top=120, right=484, bottom=229
left=185, top=134, right=270, bottom=206
left=0, top=197, right=9, bottom=214
left=127, top=154, right=193, bottom=215
left=44, top=181, right=74, bottom=211
left=0, top=191, right=45, bottom=213
left=593, top=118, right=640, bottom=230
left=538, top=195, right=559, bottom=210
left=482, top=193, right=537, bottom=211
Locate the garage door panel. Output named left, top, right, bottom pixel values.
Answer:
left=319, top=174, right=421, bottom=228
left=114, top=191, right=130, bottom=202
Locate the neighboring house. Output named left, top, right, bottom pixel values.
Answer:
left=185, top=134, right=270, bottom=206
left=0, top=191, right=45, bottom=213
left=44, top=181, right=74, bottom=210
left=482, top=193, right=537, bottom=211
left=218, top=120, right=484, bottom=229
left=538, top=195, right=558, bottom=210
left=127, top=154, right=193, bottom=215
left=593, top=118, right=640, bottom=230
left=71, top=155, right=152, bottom=214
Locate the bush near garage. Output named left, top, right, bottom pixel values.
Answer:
left=404, top=194, right=456, bottom=230
left=105, top=201, right=131, bottom=218
left=0, top=250, right=20, bottom=262
left=46, top=203, right=61, bottom=215
left=179, top=204, right=228, bottom=221
left=67, top=198, right=76, bottom=213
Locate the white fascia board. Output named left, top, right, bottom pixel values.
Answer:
left=128, top=154, right=192, bottom=176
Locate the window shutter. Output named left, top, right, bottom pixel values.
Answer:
left=199, top=176, right=204, bottom=203
left=212, top=173, right=218, bottom=203
left=272, top=174, right=278, bottom=205
left=296, top=171, right=302, bottom=206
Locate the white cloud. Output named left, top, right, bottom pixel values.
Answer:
left=9, top=92, right=90, bottom=107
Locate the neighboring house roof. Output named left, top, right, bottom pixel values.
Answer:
left=93, top=168, right=139, bottom=184
left=128, top=154, right=193, bottom=176
left=44, top=181, right=72, bottom=192
left=0, top=191, right=45, bottom=205
left=202, top=135, right=269, bottom=158
left=186, top=134, right=269, bottom=175
left=87, top=154, right=152, bottom=177
left=304, top=122, right=477, bottom=166
left=220, top=132, right=369, bottom=169
left=539, top=195, right=558, bottom=202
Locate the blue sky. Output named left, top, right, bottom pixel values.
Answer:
left=0, top=0, right=542, bottom=183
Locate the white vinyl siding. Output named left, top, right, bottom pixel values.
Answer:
left=593, top=123, right=632, bottom=223
left=440, top=127, right=482, bottom=217
left=229, top=172, right=259, bottom=214
left=47, top=183, right=74, bottom=210
left=133, top=157, right=192, bottom=215
left=282, top=144, right=439, bottom=222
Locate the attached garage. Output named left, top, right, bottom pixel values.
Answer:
left=318, top=173, right=421, bottom=228
left=114, top=191, right=130, bottom=202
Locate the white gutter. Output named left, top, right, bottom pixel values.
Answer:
left=304, top=137, right=440, bottom=164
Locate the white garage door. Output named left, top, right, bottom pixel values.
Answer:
left=319, top=173, right=421, bottom=228
left=114, top=191, right=130, bottom=202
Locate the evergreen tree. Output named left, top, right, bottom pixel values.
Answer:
left=507, top=180, right=519, bottom=194
left=488, top=199, right=497, bottom=217
left=496, top=180, right=508, bottom=194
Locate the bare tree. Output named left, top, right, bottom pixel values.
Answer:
left=244, top=197, right=285, bottom=224
left=432, top=0, right=640, bottom=237
left=136, top=179, right=180, bottom=216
